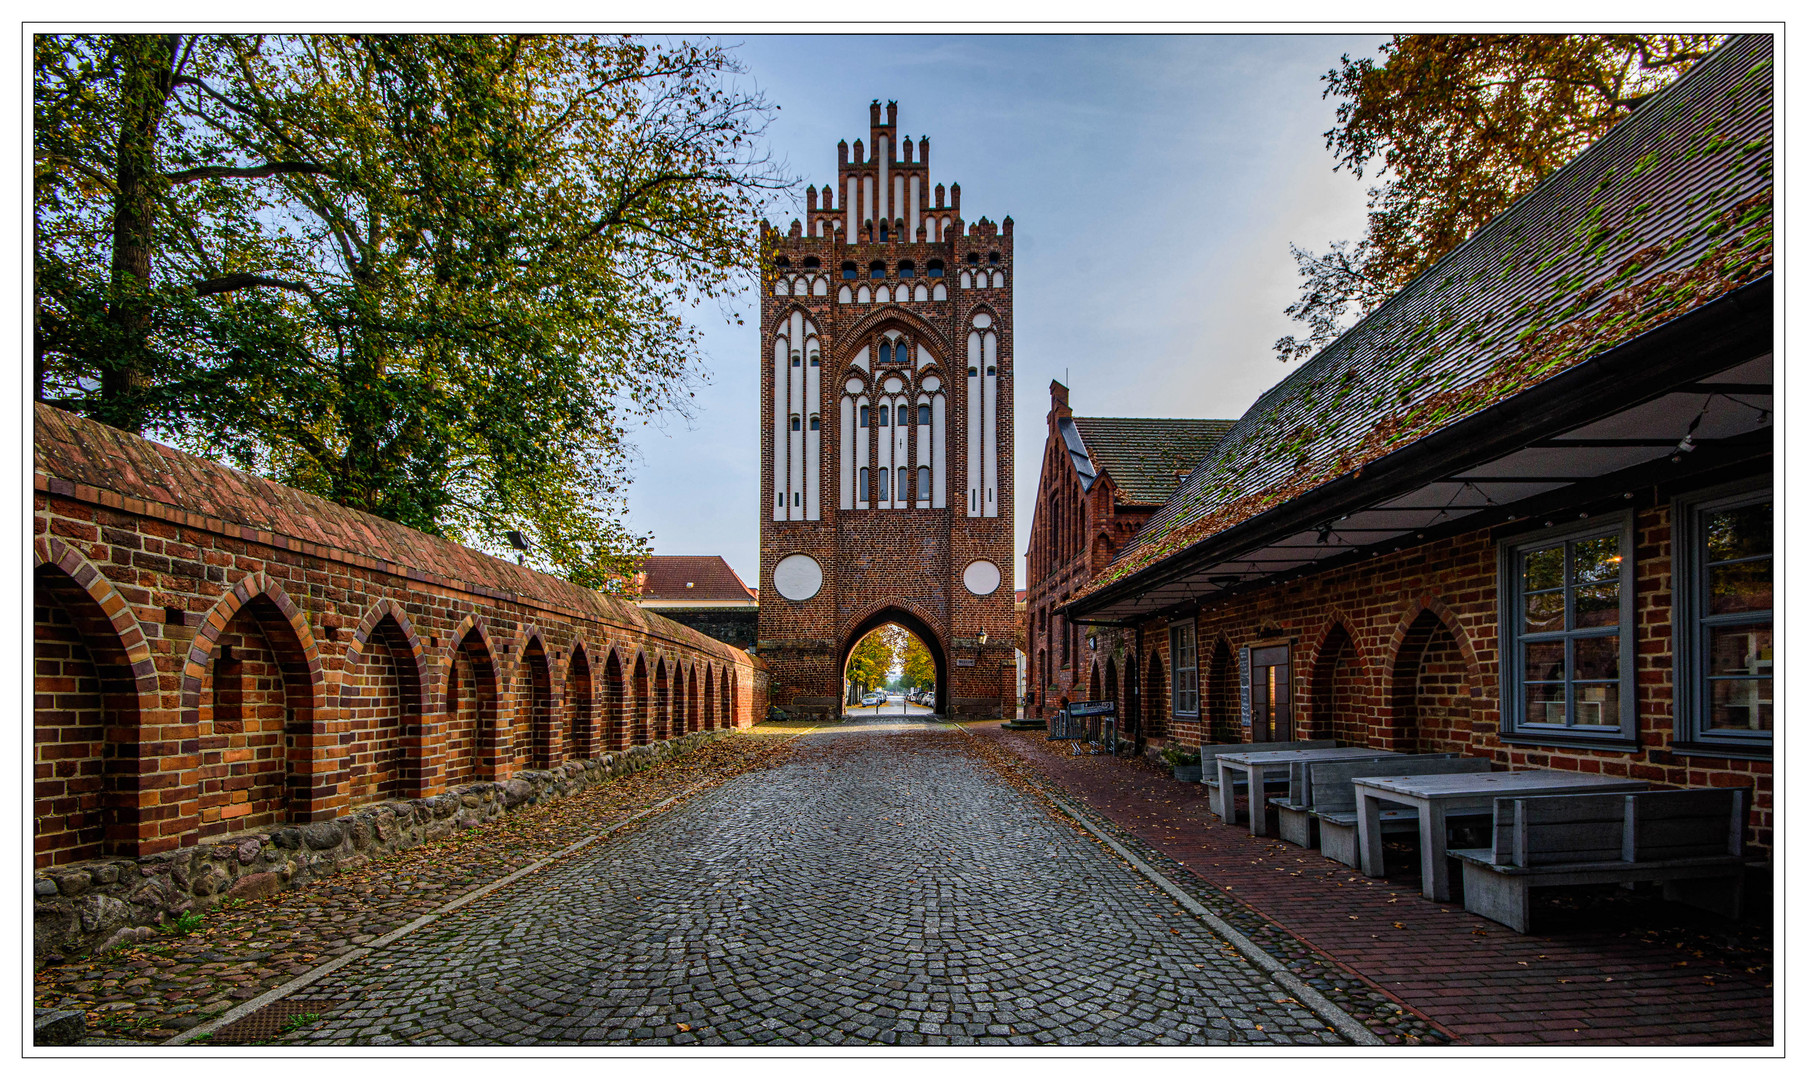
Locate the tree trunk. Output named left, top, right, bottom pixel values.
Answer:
left=103, top=34, right=177, bottom=434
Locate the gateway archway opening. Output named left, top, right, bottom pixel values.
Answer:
left=840, top=609, right=947, bottom=717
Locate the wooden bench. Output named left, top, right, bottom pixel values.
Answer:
left=1271, top=753, right=1457, bottom=849
left=1450, top=787, right=1755, bottom=933
left=1310, top=756, right=1492, bottom=866
left=1198, top=740, right=1335, bottom=818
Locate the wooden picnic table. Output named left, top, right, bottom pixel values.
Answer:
left=1352, top=770, right=1650, bottom=901
left=1215, top=747, right=1403, bottom=836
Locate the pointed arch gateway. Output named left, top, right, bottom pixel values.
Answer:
left=838, top=606, right=949, bottom=716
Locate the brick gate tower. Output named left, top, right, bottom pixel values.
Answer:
left=757, top=100, right=1015, bottom=719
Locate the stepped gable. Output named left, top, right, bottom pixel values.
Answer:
left=1092, top=34, right=1773, bottom=594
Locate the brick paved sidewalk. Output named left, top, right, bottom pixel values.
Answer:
left=33, top=729, right=804, bottom=1043
left=968, top=722, right=1773, bottom=1046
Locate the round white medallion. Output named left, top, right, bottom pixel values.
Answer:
left=922, top=375, right=941, bottom=392
left=883, top=376, right=904, bottom=393
left=845, top=378, right=864, bottom=394
left=972, top=312, right=992, bottom=328
left=962, top=559, right=1002, bottom=596
left=772, top=554, right=823, bottom=602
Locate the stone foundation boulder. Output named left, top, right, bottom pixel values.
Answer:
left=32, top=729, right=728, bottom=965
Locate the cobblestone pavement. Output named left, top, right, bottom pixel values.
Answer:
left=34, top=730, right=802, bottom=1042
left=275, top=717, right=1345, bottom=1046
left=969, top=722, right=1773, bottom=1046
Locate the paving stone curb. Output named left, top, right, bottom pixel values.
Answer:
left=163, top=726, right=817, bottom=1047
left=954, top=722, right=1454, bottom=1045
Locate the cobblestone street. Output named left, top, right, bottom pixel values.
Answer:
left=273, top=718, right=1344, bottom=1046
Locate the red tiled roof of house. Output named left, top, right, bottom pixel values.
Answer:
left=637, top=555, right=757, bottom=602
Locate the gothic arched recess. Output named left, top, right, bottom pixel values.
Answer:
left=838, top=606, right=950, bottom=716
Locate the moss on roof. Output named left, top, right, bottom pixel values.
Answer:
left=1083, top=35, right=1773, bottom=599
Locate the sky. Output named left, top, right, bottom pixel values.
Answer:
left=623, top=33, right=1384, bottom=592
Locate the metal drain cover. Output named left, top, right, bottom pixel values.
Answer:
left=208, top=998, right=343, bottom=1044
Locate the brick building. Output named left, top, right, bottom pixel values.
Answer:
left=756, top=100, right=1016, bottom=718
left=33, top=405, right=763, bottom=873
left=634, top=555, right=759, bottom=650
left=1023, top=379, right=1232, bottom=725
left=1065, top=37, right=1774, bottom=847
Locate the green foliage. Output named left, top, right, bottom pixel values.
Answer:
left=844, top=627, right=897, bottom=692
left=159, top=909, right=205, bottom=936
left=899, top=635, right=935, bottom=690
left=1277, top=33, right=1721, bottom=363
left=34, top=34, right=789, bottom=588
left=1161, top=745, right=1202, bottom=767
left=279, top=1012, right=323, bottom=1035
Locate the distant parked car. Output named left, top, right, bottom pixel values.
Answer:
left=861, top=692, right=881, bottom=706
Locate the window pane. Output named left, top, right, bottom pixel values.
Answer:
left=1524, top=591, right=1564, bottom=634
left=1709, top=677, right=1773, bottom=731
left=1523, top=546, right=1563, bottom=591
left=1573, top=535, right=1622, bottom=583
left=1574, top=584, right=1619, bottom=628
left=1523, top=640, right=1565, bottom=681
left=1709, top=625, right=1773, bottom=678
left=877, top=470, right=889, bottom=500
left=1706, top=502, right=1771, bottom=562
left=1708, top=558, right=1772, bottom=615
left=1573, top=635, right=1619, bottom=680
left=1573, top=683, right=1619, bottom=727
left=1525, top=682, right=1566, bottom=725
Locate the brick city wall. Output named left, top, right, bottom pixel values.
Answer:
left=33, top=404, right=766, bottom=878
left=1116, top=500, right=1772, bottom=851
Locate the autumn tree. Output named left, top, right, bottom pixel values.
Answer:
left=845, top=629, right=897, bottom=698
left=34, top=34, right=787, bottom=588
left=1276, top=33, right=1722, bottom=363
left=900, top=635, right=935, bottom=691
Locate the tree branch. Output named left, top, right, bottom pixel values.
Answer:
left=193, top=272, right=322, bottom=301
left=165, top=160, right=326, bottom=184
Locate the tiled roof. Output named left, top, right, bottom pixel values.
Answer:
left=1070, top=417, right=1237, bottom=505
left=1091, top=35, right=1773, bottom=594
left=638, top=555, right=756, bottom=602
